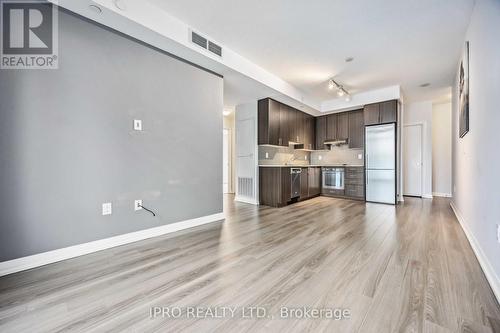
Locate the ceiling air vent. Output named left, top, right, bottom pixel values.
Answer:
left=208, top=41, right=222, bottom=57
left=191, top=31, right=207, bottom=49
left=190, top=30, right=223, bottom=57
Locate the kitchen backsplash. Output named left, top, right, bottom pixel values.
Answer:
left=258, top=145, right=364, bottom=166
left=258, top=145, right=311, bottom=166
left=310, top=145, right=364, bottom=165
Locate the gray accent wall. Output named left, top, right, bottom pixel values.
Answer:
left=0, top=9, right=223, bottom=261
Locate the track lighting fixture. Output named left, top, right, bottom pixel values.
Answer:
left=328, top=79, right=350, bottom=99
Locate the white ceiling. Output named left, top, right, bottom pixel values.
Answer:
left=148, top=0, right=474, bottom=105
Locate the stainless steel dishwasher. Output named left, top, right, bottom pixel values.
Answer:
left=290, top=168, right=301, bottom=198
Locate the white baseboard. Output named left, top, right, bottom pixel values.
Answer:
left=0, top=212, right=225, bottom=277
left=450, top=202, right=500, bottom=304
left=422, top=194, right=434, bottom=199
left=234, top=196, right=259, bottom=205
left=433, top=192, right=452, bottom=198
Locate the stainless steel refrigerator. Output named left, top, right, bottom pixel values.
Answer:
left=365, top=123, right=396, bottom=204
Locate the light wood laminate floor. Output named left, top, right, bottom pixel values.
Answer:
left=0, top=196, right=499, bottom=332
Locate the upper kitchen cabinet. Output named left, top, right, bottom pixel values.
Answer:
left=324, top=112, right=349, bottom=141
left=305, top=115, right=315, bottom=150
left=279, top=103, right=290, bottom=146
left=336, top=112, right=349, bottom=140
left=326, top=114, right=337, bottom=140
left=316, top=116, right=327, bottom=150
left=379, top=100, right=398, bottom=123
left=258, top=98, right=316, bottom=148
left=348, top=110, right=364, bottom=149
left=364, top=100, right=398, bottom=125
left=258, top=98, right=282, bottom=146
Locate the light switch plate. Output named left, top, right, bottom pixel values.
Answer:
left=358, top=154, right=363, bottom=160
left=102, top=202, right=112, bottom=215
left=134, top=199, right=143, bottom=211
left=133, top=119, right=142, bottom=131
left=497, top=224, right=500, bottom=243
left=265, top=152, right=269, bottom=159
left=318, top=155, right=322, bottom=160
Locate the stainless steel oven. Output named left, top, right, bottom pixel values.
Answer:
left=322, top=167, right=344, bottom=190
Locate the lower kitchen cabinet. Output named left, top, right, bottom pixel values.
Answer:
left=259, top=166, right=321, bottom=207
left=300, top=168, right=309, bottom=199
left=259, top=166, right=364, bottom=207
left=344, top=167, right=365, bottom=200
left=259, top=167, right=291, bottom=207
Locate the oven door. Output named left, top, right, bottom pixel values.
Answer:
left=322, top=168, right=344, bottom=190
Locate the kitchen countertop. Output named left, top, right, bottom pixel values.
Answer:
left=258, top=164, right=364, bottom=168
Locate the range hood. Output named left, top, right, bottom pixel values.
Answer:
left=323, top=139, right=348, bottom=146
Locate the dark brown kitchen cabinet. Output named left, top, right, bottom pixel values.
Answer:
left=302, top=114, right=315, bottom=150
left=279, top=103, right=289, bottom=146
left=308, top=167, right=321, bottom=196
left=364, top=103, right=381, bottom=126
left=300, top=168, right=309, bottom=199
left=326, top=114, right=337, bottom=140
left=295, top=111, right=306, bottom=144
left=259, top=167, right=291, bottom=207
left=285, top=105, right=297, bottom=144
left=379, top=100, right=398, bottom=123
left=336, top=112, right=349, bottom=139
left=316, top=116, right=327, bottom=150
left=348, top=110, right=364, bottom=149
left=344, top=167, right=365, bottom=200
left=364, top=100, right=397, bottom=125
left=258, top=99, right=281, bottom=146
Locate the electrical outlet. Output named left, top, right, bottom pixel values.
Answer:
left=358, top=154, right=363, bottom=160
left=102, top=203, right=112, bottom=215
left=305, top=155, right=307, bottom=160
left=497, top=224, right=500, bottom=244
left=265, top=152, right=269, bottom=159
left=134, top=200, right=143, bottom=211
left=318, top=155, right=322, bottom=160
left=133, top=119, right=142, bottom=131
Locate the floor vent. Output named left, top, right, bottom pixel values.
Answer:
left=190, top=30, right=222, bottom=57
left=238, top=177, right=254, bottom=197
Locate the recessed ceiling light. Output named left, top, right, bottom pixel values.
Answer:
left=345, top=57, right=354, bottom=63
left=420, top=83, right=431, bottom=87
left=89, top=5, right=102, bottom=13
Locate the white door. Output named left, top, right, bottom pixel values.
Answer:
left=403, top=124, right=423, bottom=197
left=223, top=128, right=230, bottom=193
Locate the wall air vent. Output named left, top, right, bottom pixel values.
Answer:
left=190, top=30, right=223, bottom=57
left=191, top=31, right=207, bottom=49
left=208, top=41, right=222, bottom=57
left=238, top=177, right=253, bottom=198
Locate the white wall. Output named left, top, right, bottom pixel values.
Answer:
left=403, top=101, right=433, bottom=198
left=235, top=102, right=259, bottom=204
left=432, top=103, right=452, bottom=197
left=451, top=0, right=500, bottom=301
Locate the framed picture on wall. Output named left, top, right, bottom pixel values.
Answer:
left=459, top=41, right=470, bottom=138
